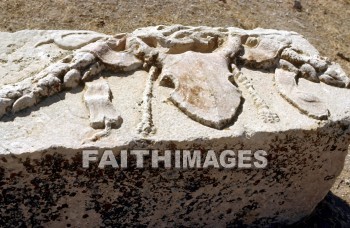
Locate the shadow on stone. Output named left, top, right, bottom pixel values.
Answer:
left=227, top=191, right=350, bottom=227
left=289, top=191, right=350, bottom=227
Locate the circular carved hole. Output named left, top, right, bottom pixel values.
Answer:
left=160, top=75, right=175, bottom=89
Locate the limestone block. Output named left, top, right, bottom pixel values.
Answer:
left=0, top=26, right=349, bottom=227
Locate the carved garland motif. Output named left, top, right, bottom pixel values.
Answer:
left=0, top=25, right=348, bottom=141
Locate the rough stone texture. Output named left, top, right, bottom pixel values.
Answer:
left=159, top=50, right=242, bottom=129
left=83, top=77, right=123, bottom=144
left=0, top=26, right=349, bottom=227
left=63, top=69, right=81, bottom=88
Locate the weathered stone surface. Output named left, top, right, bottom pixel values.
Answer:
left=159, top=50, right=241, bottom=129
left=0, top=26, right=349, bottom=226
left=274, top=69, right=329, bottom=120
left=63, top=69, right=81, bottom=88
left=83, top=77, right=122, bottom=142
left=0, top=97, right=13, bottom=117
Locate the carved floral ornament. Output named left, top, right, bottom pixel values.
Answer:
left=0, top=25, right=349, bottom=141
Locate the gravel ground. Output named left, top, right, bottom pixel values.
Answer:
left=0, top=0, right=349, bottom=226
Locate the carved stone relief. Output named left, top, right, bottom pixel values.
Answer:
left=0, top=25, right=349, bottom=140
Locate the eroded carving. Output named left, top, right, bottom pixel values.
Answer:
left=231, top=65, right=280, bottom=123
left=158, top=35, right=242, bottom=129
left=35, top=31, right=108, bottom=50
left=241, top=35, right=291, bottom=69
left=275, top=69, right=329, bottom=119
left=83, top=77, right=122, bottom=142
left=0, top=25, right=349, bottom=137
left=239, top=33, right=349, bottom=119
left=137, top=66, right=158, bottom=135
